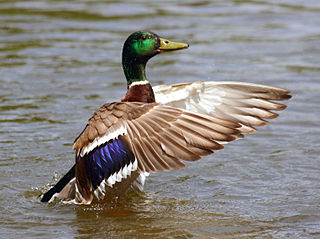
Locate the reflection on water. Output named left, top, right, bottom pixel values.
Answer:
left=71, top=192, right=272, bottom=238
left=1, top=0, right=320, bottom=238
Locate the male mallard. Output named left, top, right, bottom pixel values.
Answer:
left=41, top=31, right=291, bottom=204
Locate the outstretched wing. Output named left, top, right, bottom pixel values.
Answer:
left=72, top=101, right=242, bottom=203
left=153, top=81, right=291, bottom=134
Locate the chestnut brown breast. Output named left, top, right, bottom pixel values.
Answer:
left=121, top=83, right=155, bottom=103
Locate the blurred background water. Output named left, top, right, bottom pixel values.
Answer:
left=0, top=0, right=320, bottom=238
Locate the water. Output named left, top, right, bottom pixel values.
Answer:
left=1, top=0, right=320, bottom=238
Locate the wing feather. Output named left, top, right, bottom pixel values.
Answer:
left=143, top=136, right=186, bottom=169
left=132, top=137, right=157, bottom=172
left=153, top=81, right=291, bottom=135
left=73, top=92, right=289, bottom=180
left=140, top=138, right=171, bottom=171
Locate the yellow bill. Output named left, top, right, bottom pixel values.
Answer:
left=158, top=38, right=189, bottom=52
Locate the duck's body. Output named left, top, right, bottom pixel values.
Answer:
left=41, top=31, right=291, bottom=204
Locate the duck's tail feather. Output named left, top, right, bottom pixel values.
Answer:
left=40, top=165, right=76, bottom=202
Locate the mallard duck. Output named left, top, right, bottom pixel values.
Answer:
left=41, top=31, right=291, bottom=204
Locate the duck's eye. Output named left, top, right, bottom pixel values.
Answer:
left=141, top=35, right=148, bottom=41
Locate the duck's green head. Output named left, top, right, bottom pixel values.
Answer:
left=122, top=31, right=188, bottom=86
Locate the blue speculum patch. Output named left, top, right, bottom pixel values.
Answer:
left=82, top=138, right=135, bottom=189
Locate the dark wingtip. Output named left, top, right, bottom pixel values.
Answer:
left=40, top=188, right=54, bottom=203
left=40, top=165, right=76, bottom=203
left=279, top=93, right=292, bottom=100
left=285, top=94, right=292, bottom=100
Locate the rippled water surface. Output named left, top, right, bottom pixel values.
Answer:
left=1, top=0, right=320, bottom=238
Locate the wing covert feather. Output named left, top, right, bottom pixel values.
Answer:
left=73, top=101, right=244, bottom=174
